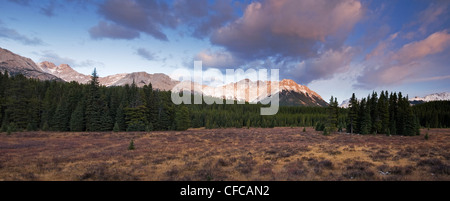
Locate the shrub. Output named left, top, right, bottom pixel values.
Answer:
left=128, top=139, right=135, bottom=150
left=323, top=128, right=329, bottom=136
left=42, top=121, right=49, bottom=131
left=425, top=132, right=429, bottom=140
left=113, top=122, right=120, bottom=132
left=303, top=127, right=306, bottom=132
left=7, top=126, right=12, bottom=135
left=26, top=123, right=34, bottom=131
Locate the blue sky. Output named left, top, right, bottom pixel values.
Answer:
left=1, top=0, right=449, bottom=103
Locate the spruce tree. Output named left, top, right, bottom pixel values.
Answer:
left=70, top=101, right=85, bottom=132
left=327, top=96, right=338, bottom=132
left=125, top=105, right=148, bottom=131
left=128, top=139, right=135, bottom=150
left=389, top=93, right=398, bottom=135
left=85, top=68, right=104, bottom=131
left=175, top=104, right=190, bottom=131
left=53, top=96, right=70, bottom=131
left=347, top=93, right=358, bottom=134
left=113, top=122, right=120, bottom=132
left=115, top=104, right=126, bottom=132
left=378, top=91, right=389, bottom=134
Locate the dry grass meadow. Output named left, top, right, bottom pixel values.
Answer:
left=1, top=128, right=449, bottom=181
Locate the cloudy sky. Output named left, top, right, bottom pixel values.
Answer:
left=1, top=0, right=449, bottom=102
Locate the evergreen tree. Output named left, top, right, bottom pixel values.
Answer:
left=327, top=96, right=338, bottom=132
left=128, top=139, right=135, bottom=150
left=347, top=93, right=358, bottom=134
left=378, top=91, right=390, bottom=134
left=389, top=92, right=398, bottom=135
left=125, top=105, right=148, bottom=131
left=359, top=98, right=371, bottom=135
left=115, top=104, right=126, bottom=132
left=175, top=104, right=191, bottom=131
left=53, top=96, right=70, bottom=131
left=70, top=101, right=85, bottom=132
left=370, top=92, right=380, bottom=134
left=85, top=69, right=105, bottom=131
left=113, top=122, right=120, bottom=132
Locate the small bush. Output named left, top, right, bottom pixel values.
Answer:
left=42, top=122, right=49, bottom=131
left=128, top=139, right=135, bottom=150
left=323, top=128, right=329, bottom=136
left=113, top=122, right=120, bottom=132
left=303, top=127, right=306, bottom=132
left=424, top=132, right=429, bottom=140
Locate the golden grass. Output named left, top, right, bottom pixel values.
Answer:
left=0, top=128, right=449, bottom=181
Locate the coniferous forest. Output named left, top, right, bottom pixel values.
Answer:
left=0, top=70, right=448, bottom=135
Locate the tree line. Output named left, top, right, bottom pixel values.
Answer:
left=322, top=91, right=423, bottom=136
left=0, top=70, right=448, bottom=134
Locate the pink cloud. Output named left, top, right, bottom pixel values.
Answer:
left=211, top=0, right=364, bottom=59
left=357, top=30, right=450, bottom=88
left=393, top=30, right=450, bottom=63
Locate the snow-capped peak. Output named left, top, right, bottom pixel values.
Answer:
left=409, top=92, right=450, bottom=102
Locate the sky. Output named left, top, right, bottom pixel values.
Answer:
left=1, top=0, right=450, bottom=103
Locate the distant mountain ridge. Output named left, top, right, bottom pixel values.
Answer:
left=0, top=47, right=327, bottom=106
left=0, top=48, right=62, bottom=81
left=409, top=92, right=450, bottom=102
left=409, top=92, right=450, bottom=105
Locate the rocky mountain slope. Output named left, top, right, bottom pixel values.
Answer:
left=0, top=48, right=62, bottom=81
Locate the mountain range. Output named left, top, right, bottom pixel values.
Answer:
left=409, top=92, right=450, bottom=105
left=0, top=47, right=328, bottom=106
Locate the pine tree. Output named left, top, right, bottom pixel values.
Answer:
left=125, top=105, right=148, bottom=131
left=115, top=104, right=126, bottom=132
left=53, top=96, right=70, bottom=131
left=327, top=96, right=338, bottom=132
left=370, top=92, right=380, bottom=134
left=175, top=105, right=190, bottom=131
left=347, top=93, right=358, bottom=134
left=128, top=139, right=135, bottom=150
left=85, top=69, right=105, bottom=131
left=70, top=101, right=85, bottom=132
left=26, top=123, right=34, bottom=131
left=378, top=91, right=389, bottom=134
left=42, top=121, right=49, bottom=131
left=359, top=98, right=371, bottom=135
left=389, top=92, right=398, bottom=135
left=113, top=122, right=120, bottom=132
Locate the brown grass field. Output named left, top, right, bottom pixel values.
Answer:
left=0, top=128, right=449, bottom=181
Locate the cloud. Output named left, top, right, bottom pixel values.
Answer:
left=94, top=0, right=176, bottom=41
left=174, top=0, right=239, bottom=38
left=416, top=2, right=449, bottom=35
left=7, top=0, right=31, bottom=6
left=357, top=30, right=450, bottom=88
left=0, top=26, right=44, bottom=45
left=210, top=0, right=363, bottom=61
left=136, top=48, right=156, bottom=61
left=393, top=31, right=450, bottom=63
left=194, top=49, right=244, bottom=69
left=89, top=21, right=140, bottom=40
left=286, top=46, right=355, bottom=84
left=40, top=1, right=57, bottom=17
